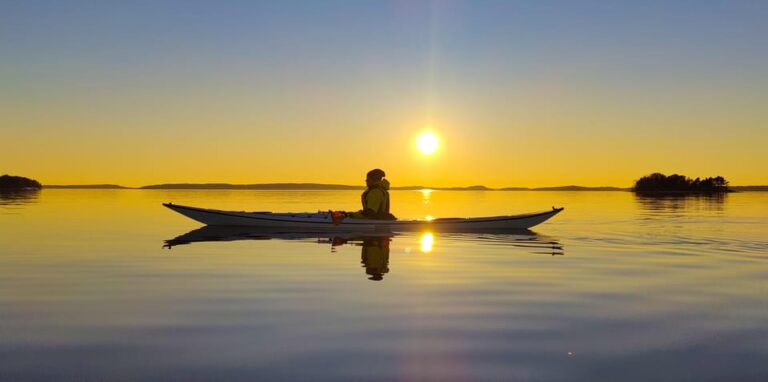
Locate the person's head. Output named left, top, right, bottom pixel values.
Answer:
left=366, top=168, right=385, bottom=186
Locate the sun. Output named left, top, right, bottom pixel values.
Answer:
left=417, top=132, right=439, bottom=155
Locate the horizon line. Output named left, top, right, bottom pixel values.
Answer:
left=42, top=182, right=629, bottom=190
left=39, top=182, right=768, bottom=191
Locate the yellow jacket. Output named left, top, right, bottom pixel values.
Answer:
left=349, top=179, right=394, bottom=219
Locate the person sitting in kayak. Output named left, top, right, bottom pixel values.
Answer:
left=347, top=169, right=397, bottom=220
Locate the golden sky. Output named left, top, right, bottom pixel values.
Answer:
left=2, top=1, right=766, bottom=187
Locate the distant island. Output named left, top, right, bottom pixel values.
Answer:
left=33, top=180, right=766, bottom=191
left=137, top=183, right=628, bottom=191
left=44, top=184, right=130, bottom=189
left=140, top=183, right=497, bottom=191
left=633, top=173, right=731, bottom=193
left=730, top=185, right=768, bottom=191
left=140, top=183, right=362, bottom=190
left=510, top=185, right=628, bottom=191
left=0, top=175, right=42, bottom=190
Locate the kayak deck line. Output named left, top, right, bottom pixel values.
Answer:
left=164, top=203, right=356, bottom=225
left=163, top=203, right=564, bottom=229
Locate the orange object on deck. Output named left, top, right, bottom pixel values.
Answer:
left=331, top=211, right=346, bottom=225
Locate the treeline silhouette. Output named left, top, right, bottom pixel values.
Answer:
left=0, top=175, right=42, bottom=190
left=634, top=173, right=729, bottom=193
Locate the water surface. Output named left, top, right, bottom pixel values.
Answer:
left=1, top=190, right=767, bottom=381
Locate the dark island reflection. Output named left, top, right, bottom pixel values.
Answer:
left=165, top=227, right=564, bottom=281
left=634, top=192, right=727, bottom=215
left=0, top=189, right=40, bottom=206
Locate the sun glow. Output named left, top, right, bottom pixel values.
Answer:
left=417, top=132, right=439, bottom=155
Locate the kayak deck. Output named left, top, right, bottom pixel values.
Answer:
left=163, top=203, right=564, bottom=231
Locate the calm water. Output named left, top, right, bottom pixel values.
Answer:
left=1, top=189, right=767, bottom=381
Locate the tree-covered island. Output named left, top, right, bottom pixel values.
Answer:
left=0, top=175, right=42, bottom=190
left=633, top=173, right=730, bottom=193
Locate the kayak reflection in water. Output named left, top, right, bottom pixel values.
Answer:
left=165, top=227, right=394, bottom=281
left=344, top=168, right=397, bottom=221
left=333, top=235, right=390, bottom=281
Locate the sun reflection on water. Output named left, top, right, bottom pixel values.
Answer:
left=420, top=232, right=434, bottom=253
left=420, top=189, right=433, bottom=204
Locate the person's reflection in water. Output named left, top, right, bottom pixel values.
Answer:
left=331, top=236, right=391, bottom=281
left=360, top=237, right=390, bottom=281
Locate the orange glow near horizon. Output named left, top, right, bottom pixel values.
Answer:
left=4, top=111, right=764, bottom=188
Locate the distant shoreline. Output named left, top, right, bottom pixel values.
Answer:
left=41, top=183, right=768, bottom=191
left=43, top=184, right=130, bottom=189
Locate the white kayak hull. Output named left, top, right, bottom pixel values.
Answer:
left=163, top=203, right=564, bottom=231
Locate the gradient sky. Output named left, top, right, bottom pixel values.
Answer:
left=2, top=0, right=766, bottom=187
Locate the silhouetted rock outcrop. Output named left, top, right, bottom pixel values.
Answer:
left=0, top=175, right=42, bottom=190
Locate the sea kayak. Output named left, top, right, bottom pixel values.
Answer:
left=163, top=203, right=564, bottom=231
